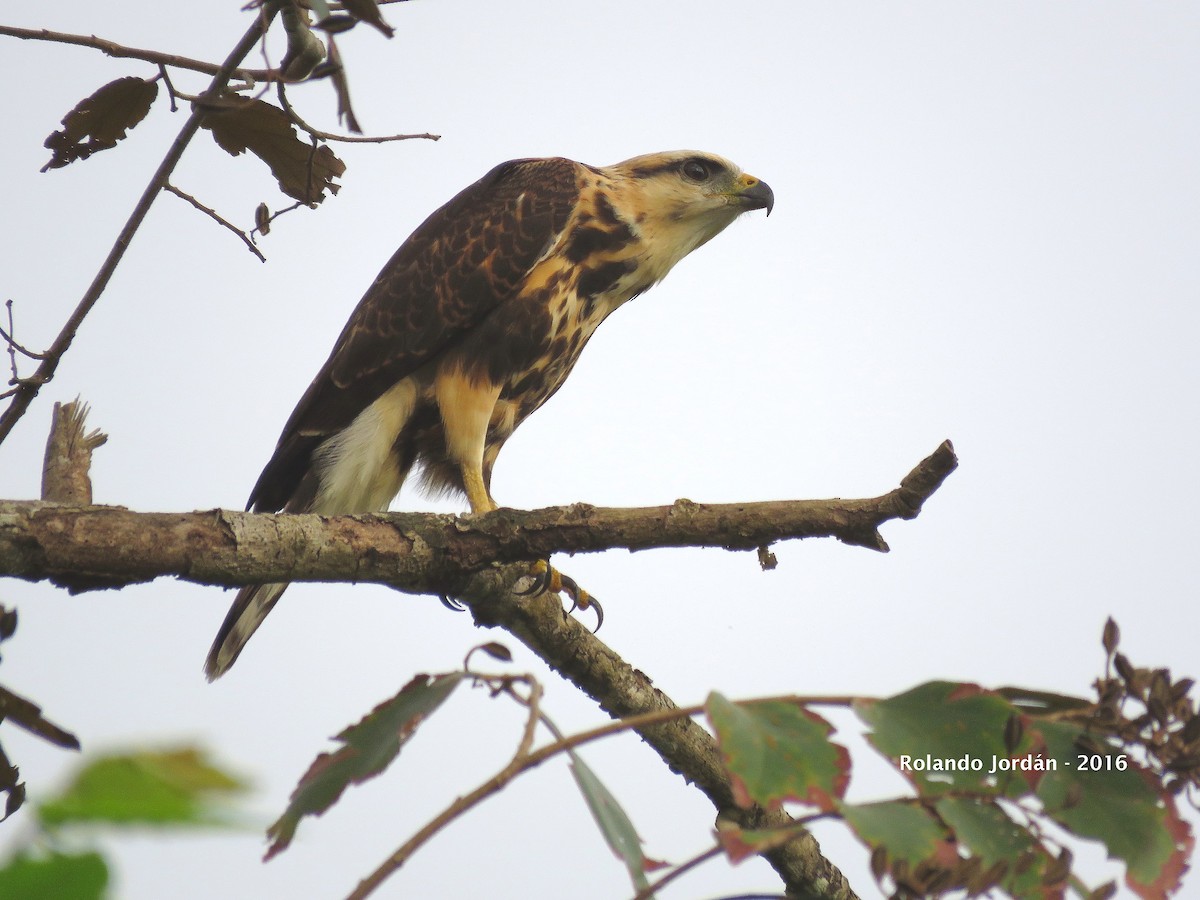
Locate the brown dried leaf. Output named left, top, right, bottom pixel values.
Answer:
left=1003, top=713, right=1024, bottom=754
left=254, top=203, right=271, bottom=236
left=42, top=77, right=158, bottom=172
left=200, top=95, right=345, bottom=204
left=1170, top=678, right=1194, bottom=702
left=869, top=844, right=888, bottom=880
left=1182, top=715, right=1200, bottom=744
left=340, top=0, right=395, bottom=37
left=1102, top=617, right=1120, bottom=655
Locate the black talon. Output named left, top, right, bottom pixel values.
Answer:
left=440, top=594, right=466, bottom=611
left=513, top=560, right=552, bottom=597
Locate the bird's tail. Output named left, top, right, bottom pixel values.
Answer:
left=204, top=582, right=288, bottom=681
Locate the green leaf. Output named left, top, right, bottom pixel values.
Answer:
left=38, top=747, right=246, bottom=828
left=0, top=851, right=107, bottom=900
left=935, top=797, right=1058, bottom=898
left=855, top=681, right=1027, bottom=796
left=841, top=800, right=955, bottom=869
left=567, top=747, right=664, bottom=893
left=1034, top=720, right=1193, bottom=897
left=266, top=672, right=463, bottom=860
left=706, top=693, right=848, bottom=811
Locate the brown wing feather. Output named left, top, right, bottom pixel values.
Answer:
left=246, top=157, right=581, bottom=512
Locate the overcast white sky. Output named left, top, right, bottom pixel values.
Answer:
left=2, top=1, right=1198, bottom=898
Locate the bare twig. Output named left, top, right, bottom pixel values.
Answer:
left=1, top=301, right=48, bottom=378
left=631, top=843, right=725, bottom=900
left=0, top=24, right=275, bottom=83
left=163, top=183, right=267, bottom=262
left=0, top=7, right=281, bottom=447
left=278, top=83, right=439, bottom=143
left=157, top=64, right=180, bottom=111
left=350, top=680, right=859, bottom=899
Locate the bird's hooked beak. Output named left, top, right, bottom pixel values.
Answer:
left=735, top=173, right=775, bottom=216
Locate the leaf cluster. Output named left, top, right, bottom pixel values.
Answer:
left=263, top=623, right=1195, bottom=899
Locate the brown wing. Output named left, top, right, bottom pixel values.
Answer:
left=247, top=157, right=581, bottom=512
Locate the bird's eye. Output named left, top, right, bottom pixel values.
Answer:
left=680, top=159, right=712, bottom=183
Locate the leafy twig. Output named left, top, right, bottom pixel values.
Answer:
left=346, top=674, right=545, bottom=899
left=0, top=6, right=282, bottom=447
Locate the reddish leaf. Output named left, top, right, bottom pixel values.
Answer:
left=855, top=681, right=1040, bottom=797
left=265, top=672, right=462, bottom=859
left=1033, top=720, right=1194, bottom=899
left=42, top=77, right=158, bottom=171
left=706, top=693, right=849, bottom=811
left=200, top=94, right=345, bottom=204
left=935, top=797, right=1064, bottom=899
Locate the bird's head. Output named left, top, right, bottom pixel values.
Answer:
left=602, top=150, right=774, bottom=283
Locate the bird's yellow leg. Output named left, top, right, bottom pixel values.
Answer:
left=461, top=466, right=495, bottom=515
left=434, top=368, right=601, bottom=628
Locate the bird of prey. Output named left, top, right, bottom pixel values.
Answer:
left=205, top=150, right=773, bottom=680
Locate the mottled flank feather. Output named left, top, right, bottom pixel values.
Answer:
left=205, top=151, right=773, bottom=679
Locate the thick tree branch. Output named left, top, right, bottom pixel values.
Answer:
left=457, top=565, right=859, bottom=898
left=0, top=442, right=956, bottom=595
left=0, top=443, right=955, bottom=899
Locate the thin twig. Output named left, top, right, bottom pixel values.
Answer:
left=1, top=301, right=48, bottom=366
left=278, top=83, right=439, bottom=143
left=347, top=686, right=858, bottom=900
left=251, top=200, right=307, bottom=239
left=632, top=843, right=724, bottom=900
left=163, top=183, right=267, bottom=262
left=0, top=6, right=281, bottom=447
left=0, top=24, right=275, bottom=83
left=157, top=64, right=180, bottom=111
left=346, top=675, right=545, bottom=899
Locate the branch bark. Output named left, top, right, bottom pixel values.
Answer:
left=0, top=441, right=957, bottom=897
left=0, top=442, right=957, bottom=595
left=457, top=566, right=864, bottom=898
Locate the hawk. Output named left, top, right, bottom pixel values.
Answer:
left=205, top=150, right=773, bottom=680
